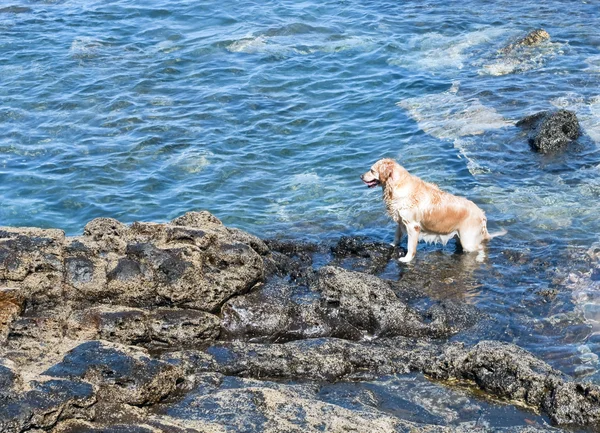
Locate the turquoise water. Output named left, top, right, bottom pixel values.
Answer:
left=2, top=0, right=600, bottom=424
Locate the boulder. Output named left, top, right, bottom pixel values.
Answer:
left=220, top=267, right=480, bottom=343
left=517, top=110, right=580, bottom=153
left=423, top=341, right=600, bottom=427
left=191, top=338, right=420, bottom=381
left=0, top=212, right=265, bottom=313
left=71, top=216, right=265, bottom=312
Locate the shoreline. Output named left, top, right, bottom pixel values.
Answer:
left=0, top=211, right=598, bottom=432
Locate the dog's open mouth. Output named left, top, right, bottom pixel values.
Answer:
left=363, top=179, right=380, bottom=188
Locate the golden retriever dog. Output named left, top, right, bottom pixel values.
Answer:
left=361, top=158, right=506, bottom=262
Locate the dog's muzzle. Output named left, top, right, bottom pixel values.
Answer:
left=361, top=175, right=380, bottom=188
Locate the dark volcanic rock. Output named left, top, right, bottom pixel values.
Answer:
left=84, top=218, right=265, bottom=312
left=156, top=372, right=408, bottom=433
left=263, top=239, right=321, bottom=285
left=5, top=309, right=70, bottom=366
left=191, top=337, right=600, bottom=428
left=499, top=29, right=550, bottom=54
left=0, top=288, right=24, bottom=342
left=0, top=228, right=65, bottom=307
left=220, top=282, right=363, bottom=343
left=0, top=212, right=265, bottom=312
left=317, top=266, right=480, bottom=338
left=147, top=308, right=221, bottom=347
left=220, top=267, right=480, bottom=343
left=0, top=359, right=21, bottom=399
left=54, top=422, right=158, bottom=433
left=44, top=340, right=184, bottom=406
left=182, top=337, right=427, bottom=381
left=423, top=341, right=600, bottom=428
left=0, top=374, right=96, bottom=433
left=330, top=236, right=395, bottom=274
left=66, top=306, right=221, bottom=348
left=2, top=213, right=600, bottom=431
left=517, top=110, right=580, bottom=153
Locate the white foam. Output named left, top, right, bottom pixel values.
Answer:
left=227, top=36, right=273, bottom=54
left=479, top=40, right=564, bottom=76
left=585, top=55, right=600, bottom=73
left=226, top=32, right=372, bottom=56
left=290, top=173, right=320, bottom=184
left=550, top=93, right=600, bottom=143
left=389, top=27, right=508, bottom=71
left=70, top=36, right=103, bottom=59
left=563, top=242, right=600, bottom=337
left=396, top=82, right=511, bottom=140
left=453, top=138, right=492, bottom=175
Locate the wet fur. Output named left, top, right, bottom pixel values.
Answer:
left=361, top=158, right=505, bottom=262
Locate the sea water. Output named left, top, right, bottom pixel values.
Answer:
left=1, top=0, right=600, bottom=428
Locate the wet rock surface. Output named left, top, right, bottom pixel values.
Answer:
left=499, top=29, right=551, bottom=55
left=0, top=211, right=598, bottom=431
left=517, top=109, right=580, bottom=153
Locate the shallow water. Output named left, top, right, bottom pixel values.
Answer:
left=2, top=0, right=600, bottom=429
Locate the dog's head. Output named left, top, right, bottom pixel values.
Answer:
left=361, top=158, right=399, bottom=188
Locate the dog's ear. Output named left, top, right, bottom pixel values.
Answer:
left=379, top=160, right=398, bottom=183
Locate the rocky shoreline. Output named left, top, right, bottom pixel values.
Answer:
left=0, top=211, right=598, bottom=432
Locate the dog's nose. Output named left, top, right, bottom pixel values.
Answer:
left=360, top=174, right=364, bottom=180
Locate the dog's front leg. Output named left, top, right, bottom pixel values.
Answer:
left=391, top=224, right=405, bottom=247
left=399, top=223, right=419, bottom=263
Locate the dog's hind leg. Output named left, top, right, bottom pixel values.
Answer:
left=457, top=228, right=486, bottom=261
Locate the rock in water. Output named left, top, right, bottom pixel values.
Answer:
left=517, top=109, right=580, bottom=153
left=499, top=28, right=550, bottom=54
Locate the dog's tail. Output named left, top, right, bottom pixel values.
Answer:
left=487, top=228, right=507, bottom=239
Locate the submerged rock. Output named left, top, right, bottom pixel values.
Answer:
left=330, top=236, right=396, bottom=274
left=517, top=110, right=580, bottom=153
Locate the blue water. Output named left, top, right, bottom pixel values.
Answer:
left=2, top=0, right=600, bottom=425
